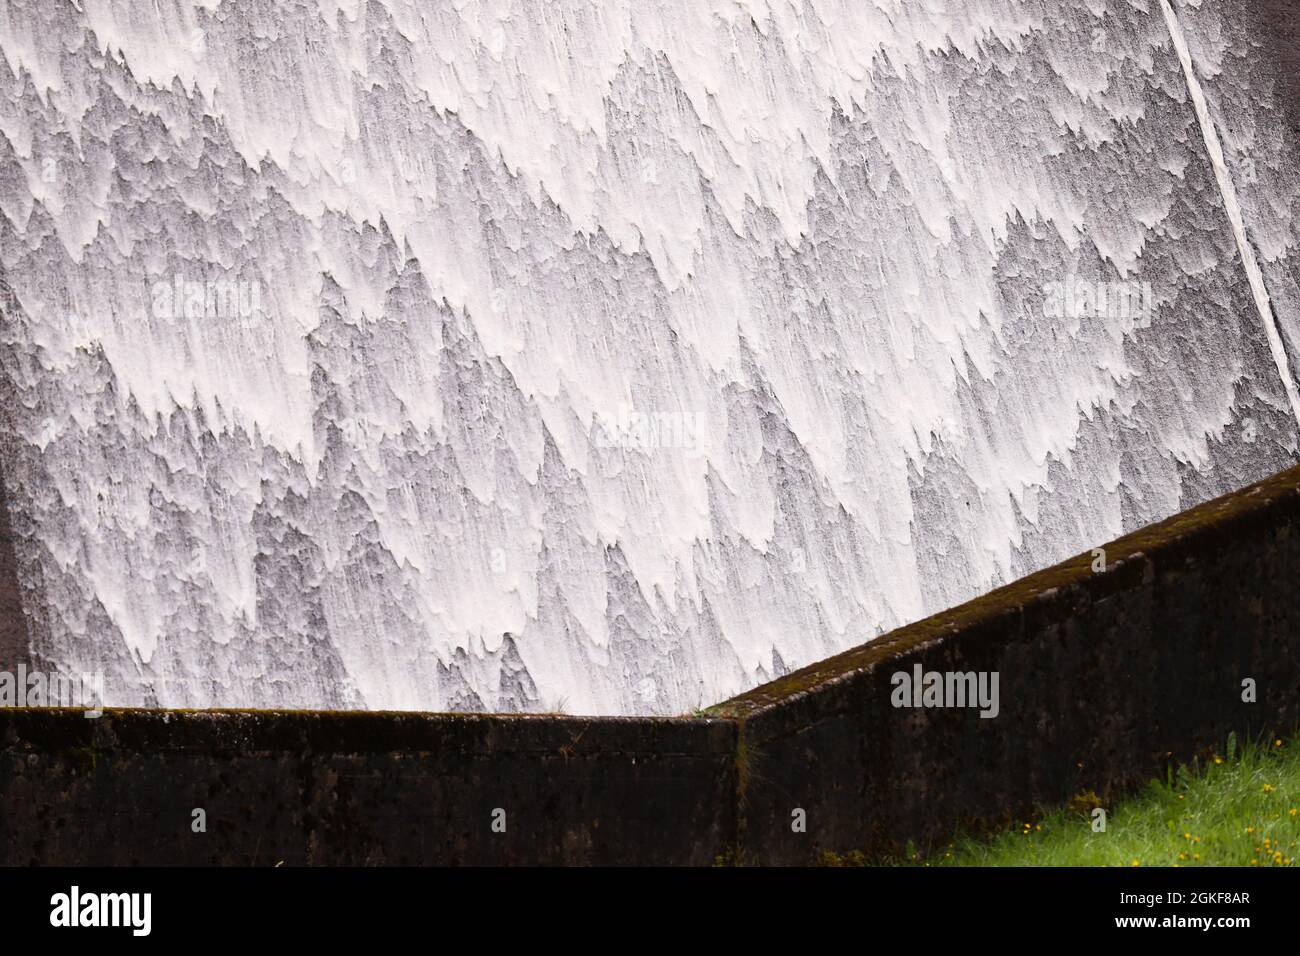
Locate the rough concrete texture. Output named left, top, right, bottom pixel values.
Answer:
left=0, top=710, right=737, bottom=865
left=2, top=464, right=1299, bottom=864
left=716, top=463, right=1300, bottom=864
left=0, top=458, right=27, bottom=677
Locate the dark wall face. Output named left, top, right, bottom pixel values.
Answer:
left=716, top=462, right=1300, bottom=864
left=1259, top=0, right=1300, bottom=136
left=0, top=456, right=29, bottom=675
left=0, top=711, right=739, bottom=866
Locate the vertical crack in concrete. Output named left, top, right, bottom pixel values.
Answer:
left=1160, top=0, right=1300, bottom=428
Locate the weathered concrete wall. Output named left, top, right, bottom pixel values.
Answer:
left=2, top=465, right=1299, bottom=865
left=0, top=458, right=28, bottom=677
left=0, top=709, right=737, bottom=865
left=716, top=465, right=1300, bottom=864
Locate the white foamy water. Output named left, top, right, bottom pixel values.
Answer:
left=0, top=0, right=1296, bottom=713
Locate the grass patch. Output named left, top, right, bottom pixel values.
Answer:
left=912, top=733, right=1300, bottom=867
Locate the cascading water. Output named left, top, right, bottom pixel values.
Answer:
left=0, top=0, right=1297, bottom=715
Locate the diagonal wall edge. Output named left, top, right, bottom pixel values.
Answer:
left=714, top=464, right=1300, bottom=864
left=2, top=463, right=1300, bottom=864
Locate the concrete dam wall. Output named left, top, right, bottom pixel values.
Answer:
left=3, top=0, right=1300, bottom=717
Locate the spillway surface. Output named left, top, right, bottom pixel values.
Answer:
left=1, top=0, right=1298, bottom=714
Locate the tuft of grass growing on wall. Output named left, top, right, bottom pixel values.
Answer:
left=915, top=733, right=1300, bottom=867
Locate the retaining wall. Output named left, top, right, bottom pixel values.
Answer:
left=716, top=464, right=1300, bottom=864
left=2, top=465, right=1299, bottom=864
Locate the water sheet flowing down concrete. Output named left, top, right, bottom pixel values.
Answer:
left=1, top=0, right=1299, bottom=715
